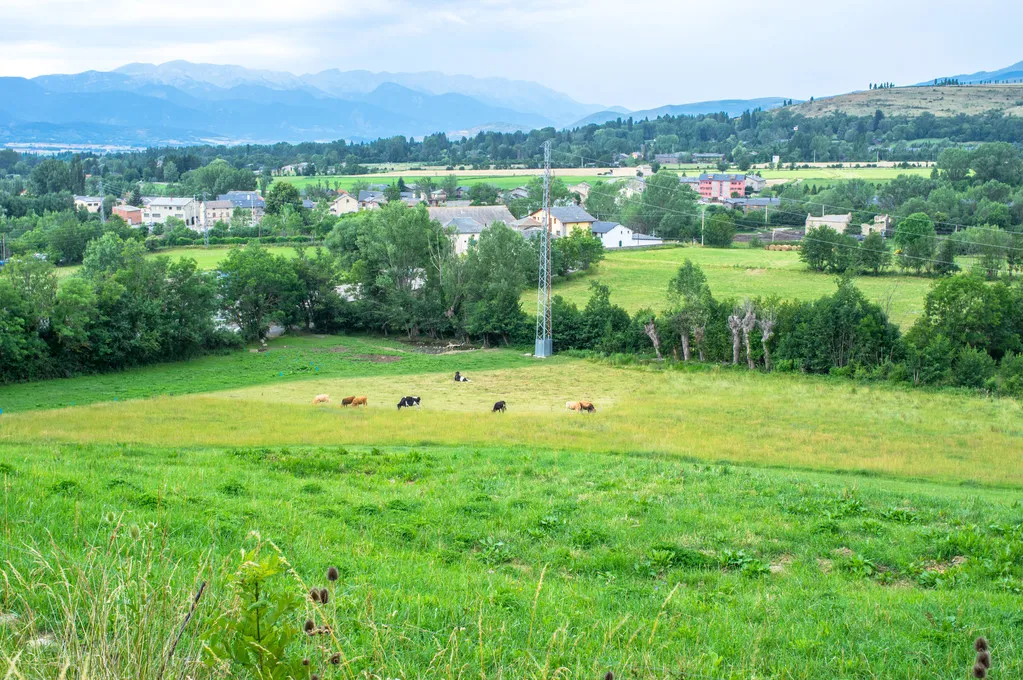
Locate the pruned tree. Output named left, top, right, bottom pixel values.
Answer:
left=694, top=325, right=706, bottom=361
left=643, top=316, right=663, bottom=360
left=757, top=307, right=776, bottom=370
left=740, top=298, right=757, bottom=370
left=727, top=307, right=742, bottom=365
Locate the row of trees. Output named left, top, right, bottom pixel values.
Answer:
left=0, top=203, right=606, bottom=382
left=551, top=261, right=1023, bottom=397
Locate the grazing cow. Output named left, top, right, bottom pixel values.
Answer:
left=351, top=396, right=368, bottom=407
left=492, top=401, right=506, bottom=413
left=578, top=400, right=596, bottom=413
left=454, top=371, right=471, bottom=382
left=397, top=396, right=421, bottom=410
left=312, top=394, right=331, bottom=405
left=341, top=396, right=356, bottom=407
left=566, top=401, right=580, bottom=411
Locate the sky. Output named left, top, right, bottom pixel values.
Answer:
left=2, top=0, right=1022, bottom=110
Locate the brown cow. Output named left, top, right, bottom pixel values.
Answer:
left=341, top=396, right=356, bottom=407
left=566, top=401, right=579, bottom=411
left=312, top=394, right=331, bottom=405
left=578, top=400, right=596, bottom=413
left=350, top=396, right=368, bottom=407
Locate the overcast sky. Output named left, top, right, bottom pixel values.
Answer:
left=2, top=0, right=1021, bottom=110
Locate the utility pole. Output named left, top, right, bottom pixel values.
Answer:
left=99, top=179, right=106, bottom=224
left=534, top=140, right=553, bottom=358
left=701, top=206, right=705, bottom=246
left=202, top=192, right=209, bottom=248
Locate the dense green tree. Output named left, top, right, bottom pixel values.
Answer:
left=971, top=142, right=1023, bottom=185
left=219, top=244, right=303, bottom=339
left=800, top=225, right=855, bottom=273
left=264, top=182, right=302, bottom=216
left=702, top=211, right=736, bottom=248
left=893, top=212, right=936, bottom=273
left=855, top=231, right=892, bottom=274
left=938, top=147, right=971, bottom=182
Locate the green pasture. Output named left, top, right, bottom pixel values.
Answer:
left=539, top=245, right=935, bottom=328
left=1, top=335, right=1021, bottom=677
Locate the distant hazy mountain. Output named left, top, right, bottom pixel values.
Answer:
left=0, top=61, right=613, bottom=146
left=921, top=59, right=1023, bottom=85
left=572, top=98, right=790, bottom=127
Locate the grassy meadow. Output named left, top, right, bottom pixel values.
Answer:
left=1, top=336, right=1022, bottom=677
left=277, top=174, right=603, bottom=192
left=55, top=245, right=304, bottom=278
left=539, top=245, right=934, bottom=328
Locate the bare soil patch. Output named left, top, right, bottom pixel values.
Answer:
left=354, top=354, right=402, bottom=363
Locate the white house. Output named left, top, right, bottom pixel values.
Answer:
left=74, top=195, right=103, bottom=213
left=330, top=192, right=359, bottom=215
left=632, top=233, right=664, bottom=247
left=591, top=221, right=635, bottom=249
left=444, top=217, right=486, bottom=255
left=142, top=197, right=200, bottom=228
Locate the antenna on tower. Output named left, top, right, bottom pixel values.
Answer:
left=534, top=139, right=553, bottom=358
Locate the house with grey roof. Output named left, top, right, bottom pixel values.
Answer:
left=528, top=205, right=597, bottom=238
left=443, top=217, right=487, bottom=254
left=428, top=205, right=515, bottom=227
left=73, top=195, right=103, bottom=213
left=218, top=191, right=265, bottom=222
left=358, top=190, right=386, bottom=209
left=723, top=197, right=781, bottom=213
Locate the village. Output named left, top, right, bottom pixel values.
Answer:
left=68, top=166, right=880, bottom=256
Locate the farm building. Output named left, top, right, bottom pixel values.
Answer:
left=633, top=233, right=664, bottom=246
left=692, top=153, right=725, bottom=162
left=428, top=205, right=515, bottom=227
left=806, top=213, right=854, bottom=233
left=861, top=214, right=891, bottom=235
left=358, top=190, right=386, bottom=209
left=723, top=197, right=781, bottom=213
left=528, top=205, right=597, bottom=238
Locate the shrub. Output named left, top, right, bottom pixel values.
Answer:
left=951, top=347, right=996, bottom=389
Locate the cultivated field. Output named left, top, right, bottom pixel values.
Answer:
left=540, top=246, right=934, bottom=328
left=1, top=335, right=1021, bottom=677
left=790, top=84, right=1023, bottom=118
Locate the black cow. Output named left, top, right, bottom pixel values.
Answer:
left=454, top=371, right=471, bottom=382
left=492, top=400, right=506, bottom=413
left=397, top=396, right=421, bottom=409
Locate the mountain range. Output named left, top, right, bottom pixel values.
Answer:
left=922, top=60, right=1023, bottom=85
left=0, top=61, right=785, bottom=148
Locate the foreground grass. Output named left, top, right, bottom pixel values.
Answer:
left=542, top=246, right=934, bottom=327
left=1, top=441, right=1020, bottom=678
left=3, top=347, right=1020, bottom=487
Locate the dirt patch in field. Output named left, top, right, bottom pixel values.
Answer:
left=354, top=353, right=402, bottom=363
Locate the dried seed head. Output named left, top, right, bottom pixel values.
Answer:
left=975, top=637, right=989, bottom=652
left=319, top=588, right=329, bottom=604
left=309, top=588, right=320, bottom=602
left=302, top=658, right=310, bottom=666
left=972, top=662, right=986, bottom=679
left=604, top=673, right=614, bottom=680
left=311, top=675, right=320, bottom=680
left=977, top=650, right=991, bottom=669
left=330, top=653, right=341, bottom=665
left=304, top=619, right=315, bottom=634
left=327, top=566, right=339, bottom=582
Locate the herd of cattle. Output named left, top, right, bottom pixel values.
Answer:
left=309, top=372, right=595, bottom=414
